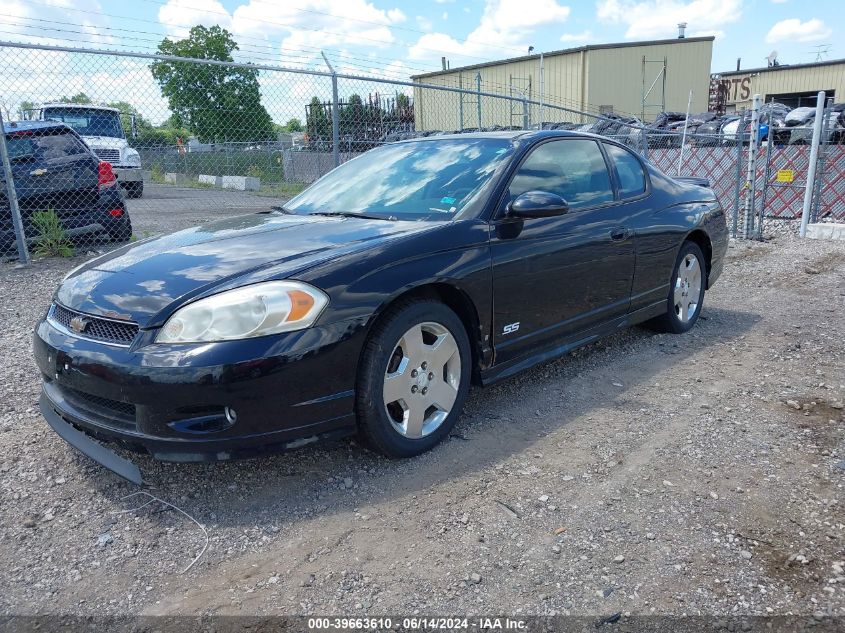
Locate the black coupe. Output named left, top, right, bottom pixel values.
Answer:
left=34, top=131, right=728, bottom=484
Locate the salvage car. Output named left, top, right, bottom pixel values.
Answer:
left=1, top=121, right=132, bottom=255
left=34, top=131, right=728, bottom=483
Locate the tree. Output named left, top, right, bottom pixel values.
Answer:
left=284, top=118, right=303, bottom=132
left=17, top=100, right=36, bottom=120
left=150, top=25, right=275, bottom=143
left=106, top=101, right=152, bottom=139
left=58, top=92, right=92, bottom=104
left=306, top=97, right=330, bottom=139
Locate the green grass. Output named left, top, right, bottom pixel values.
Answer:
left=32, top=210, right=74, bottom=258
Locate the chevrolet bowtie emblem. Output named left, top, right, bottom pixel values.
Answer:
left=30, top=168, right=47, bottom=176
left=69, top=316, right=90, bottom=333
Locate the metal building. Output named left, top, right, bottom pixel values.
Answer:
left=713, top=59, right=845, bottom=111
left=410, top=36, right=714, bottom=131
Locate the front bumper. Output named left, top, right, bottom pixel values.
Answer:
left=34, top=312, right=367, bottom=478
left=113, top=167, right=145, bottom=183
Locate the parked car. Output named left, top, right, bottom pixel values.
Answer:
left=722, top=103, right=790, bottom=145
left=646, top=112, right=688, bottom=148
left=1, top=121, right=132, bottom=256
left=691, top=114, right=739, bottom=147
left=35, top=130, right=728, bottom=484
left=30, top=104, right=145, bottom=198
left=788, top=104, right=845, bottom=145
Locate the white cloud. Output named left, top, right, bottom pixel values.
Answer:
left=442, top=12, right=449, bottom=20
left=766, top=18, right=831, bottom=43
left=416, top=16, right=434, bottom=31
left=596, top=0, right=742, bottom=39
left=560, top=30, right=594, bottom=43
left=409, top=0, right=571, bottom=63
left=158, top=0, right=231, bottom=37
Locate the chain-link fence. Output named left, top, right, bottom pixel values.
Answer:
left=1, top=41, right=843, bottom=263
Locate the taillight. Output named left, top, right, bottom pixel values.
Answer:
left=108, top=208, right=124, bottom=217
left=98, top=161, right=117, bottom=189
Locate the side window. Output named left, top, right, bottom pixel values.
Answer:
left=604, top=143, right=646, bottom=198
left=508, top=139, right=613, bottom=210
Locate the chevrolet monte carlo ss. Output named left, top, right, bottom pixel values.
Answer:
left=34, top=131, right=728, bottom=484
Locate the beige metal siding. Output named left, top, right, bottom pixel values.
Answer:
left=413, top=54, right=586, bottom=131
left=718, top=63, right=845, bottom=110
left=412, top=38, right=713, bottom=130
left=586, top=40, right=712, bottom=118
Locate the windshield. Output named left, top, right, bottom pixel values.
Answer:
left=284, top=138, right=514, bottom=220
left=42, top=108, right=125, bottom=139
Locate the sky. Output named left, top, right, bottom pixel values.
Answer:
left=0, top=0, right=841, bottom=124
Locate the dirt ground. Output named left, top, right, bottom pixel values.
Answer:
left=0, top=232, right=843, bottom=620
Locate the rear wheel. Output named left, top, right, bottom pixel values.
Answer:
left=107, top=218, right=133, bottom=243
left=646, top=241, right=706, bottom=334
left=356, top=299, right=471, bottom=458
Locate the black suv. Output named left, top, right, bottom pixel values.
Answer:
left=1, top=121, right=132, bottom=255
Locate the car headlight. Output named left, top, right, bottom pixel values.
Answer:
left=156, top=281, right=329, bottom=343
left=123, top=149, right=141, bottom=167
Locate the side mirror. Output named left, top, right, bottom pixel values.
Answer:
left=130, top=114, right=138, bottom=140
left=508, top=190, right=569, bottom=218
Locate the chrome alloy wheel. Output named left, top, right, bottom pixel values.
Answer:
left=674, top=252, right=702, bottom=323
left=382, top=321, right=461, bottom=439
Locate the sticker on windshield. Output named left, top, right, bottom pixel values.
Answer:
left=440, top=196, right=456, bottom=205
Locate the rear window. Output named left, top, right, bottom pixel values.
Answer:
left=6, top=130, right=89, bottom=163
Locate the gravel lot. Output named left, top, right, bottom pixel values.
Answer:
left=0, top=207, right=843, bottom=620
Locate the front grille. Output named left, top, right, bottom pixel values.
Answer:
left=93, top=148, right=120, bottom=163
left=50, top=304, right=139, bottom=346
left=59, top=384, right=137, bottom=432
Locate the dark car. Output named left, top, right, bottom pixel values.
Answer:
left=34, top=131, right=728, bottom=484
left=787, top=104, right=845, bottom=145
left=1, top=121, right=132, bottom=255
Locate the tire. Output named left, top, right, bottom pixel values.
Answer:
left=125, top=182, right=143, bottom=198
left=356, top=299, right=471, bottom=458
left=108, top=219, right=133, bottom=243
left=645, top=240, right=706, bottom=334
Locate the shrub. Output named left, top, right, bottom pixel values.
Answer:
left=32, top=210, right=74, bottom=258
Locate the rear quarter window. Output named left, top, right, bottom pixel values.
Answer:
left=604, top=143, right=646, bottom=198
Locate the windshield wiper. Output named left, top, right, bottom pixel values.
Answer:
left=309, top=211, right=396, bottom=221
left=270, top=205, right=295, bottom=214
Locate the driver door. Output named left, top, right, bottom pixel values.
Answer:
left=490, top=138, right=636, bottom=365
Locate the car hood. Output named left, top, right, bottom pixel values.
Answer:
left=81, top=135, right=128, bottom=149
left=57, top=212, right=431, bottom=327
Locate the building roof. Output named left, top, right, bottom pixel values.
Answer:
left=410, top=36, right=715, bottom=80
left=717, top=57, right=845, bottom=76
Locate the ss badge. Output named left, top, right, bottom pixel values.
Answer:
left=502, top=322, right=520, bottom=335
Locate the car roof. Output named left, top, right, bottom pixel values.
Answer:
left=392, top=129, right=609, bottom=144
left=41, top=103, right=120, bottom=113
left=3, top=120, right=72, bottom=134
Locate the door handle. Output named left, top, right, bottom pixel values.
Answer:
left=610, top=227, right=630, bottom=242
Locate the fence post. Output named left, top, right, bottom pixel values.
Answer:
left=0, top=107, right=30, bottom=265
left=731, top=110, right=746, bottom=238
left=742, top=95, right=761, bottom=239
left=756, top=118, right=774, bottom=240
left=476, top=72, right=482, bottom=129
left=321, top=52, right=340, bottom=169
left=810, top=97, right=832, bottom=223
left=522, top=95, right=529, bottom=130
left=800, top=91, right=826, bottom=238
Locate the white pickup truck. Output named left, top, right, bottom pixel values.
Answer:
left=32, top=104, right=145, bottom=198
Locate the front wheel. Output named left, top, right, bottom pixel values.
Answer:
left=356, top=299, right=471, bottom=458
left=646, top=241, right=706, bottom=334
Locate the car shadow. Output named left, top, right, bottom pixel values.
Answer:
left=80, top=305, right=760, bottom=529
